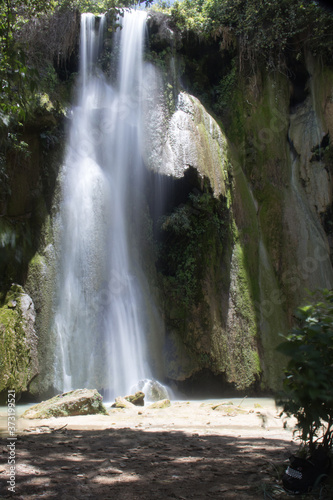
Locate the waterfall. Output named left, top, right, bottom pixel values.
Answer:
left=54, top=10, right=168, bottom=401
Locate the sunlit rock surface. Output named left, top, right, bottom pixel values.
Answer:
left=22, top=389, right=107, bottom=419
left=145, top=90, right=228, bottom=197
left=0, top=284, right=38, bottom=394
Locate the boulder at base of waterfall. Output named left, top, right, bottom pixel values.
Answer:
left=125, top=391, right=145, bottom=406
left=147, top=399, right=171, bottom=409
left=136, top=379, right=170, bottom=401
left=111, top=397, right=136, bottom=409
left=22, top=389, right=107, bottom=419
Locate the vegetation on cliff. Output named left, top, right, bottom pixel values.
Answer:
left=169, top=0, right=333, bottom=64
left=148, top=0, right=333, bottom=392
left=151, top=0, right=333, bottom=134
left=278, top=289, right=333, bottom=452
left=0, top=0, right=151, bottom=123
left=0, top=284, right=38, bottom=396
left=157, top=187, right=228, bottom=309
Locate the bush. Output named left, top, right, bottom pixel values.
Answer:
left=277, top=289, right=333, bottom=453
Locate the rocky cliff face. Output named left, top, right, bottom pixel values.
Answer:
left=0, top=113, right=64, bottom=399
left=144, top=12, right=333, bottom=393
left=0, top=284, right=38, bottom=398
left=142, top=71, right=261, bottom=391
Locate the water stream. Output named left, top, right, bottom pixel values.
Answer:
left=53, top=10, right=167, bottom=400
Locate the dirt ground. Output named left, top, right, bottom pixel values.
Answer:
left=0, top=399, right=328, bottom=499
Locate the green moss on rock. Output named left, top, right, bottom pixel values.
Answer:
left=25, top=245, right=57, bottom=396
left=211, top=241, right=260, bottom=390
left=22, top=389, right=107, bottom=419
left=147, top=399, right=171, bottom=409
left=0, top=284, right=38, bottom=394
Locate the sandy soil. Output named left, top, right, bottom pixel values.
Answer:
left=0, top=399, right=307, bottom=499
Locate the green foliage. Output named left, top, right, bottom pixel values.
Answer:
left=170, top=0, right=208, bottom=34
left=158, top=189, right=227, bottom=309
left=146, top=47, right=172, bottom=71
left=323, top=144, right=333, bottom=174
left=170, top=0, right=333, bottom=70
left=0, top=153, right=10, bottom=197
left=58, top=0, right=152, bottom=15
left=151, top=0, right=173, bottom=12
left=6, top=133, right=30, bottom=156
left=214, top=57, right=237, bottom=114
left=0, top=0, right=152, bottom=125
left=0, top=0, right=54, bottom=123
left=277, top=289, right=333, bottom=452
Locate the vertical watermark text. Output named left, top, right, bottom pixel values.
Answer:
left=7, top=390, right=16, bottom=493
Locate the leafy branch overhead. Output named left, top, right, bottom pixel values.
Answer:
left=0, top=0, right=152, bottom=124
left=168, top=0, right=333, bottom=69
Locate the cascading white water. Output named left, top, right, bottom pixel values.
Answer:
left=54, top=10, right=168, bottom=400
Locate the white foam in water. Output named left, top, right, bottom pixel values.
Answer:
left=53, top=11, right=169, bottom=401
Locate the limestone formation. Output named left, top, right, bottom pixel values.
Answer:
left=0, top=284, right=39, bottom=395
left=22, top=389, right=107, bottom=419
left=145, top=90, right=228, bottom=197
left=136, top=379, right=170, bottom=401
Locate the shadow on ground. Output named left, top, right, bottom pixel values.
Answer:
left=0, top=427, right=331, bottom=499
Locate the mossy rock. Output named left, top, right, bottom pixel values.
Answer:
left=22, top=389, right=107, bottom=419
left=125, top=391, right=145, bottom=406
left=147, top=399, right=171, bottom=409
left=0, top=284, right=38, bottom=395
left=111, top=397, right=136, bottom=410
left=25, top=246, right=57, bottom=397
